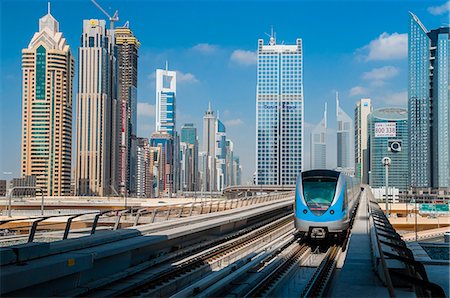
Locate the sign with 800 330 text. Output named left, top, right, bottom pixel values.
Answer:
left=375, top=122, right=396, bottom=137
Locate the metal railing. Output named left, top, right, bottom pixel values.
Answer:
left=0, top=191, right=294, bottom=244
left=368, top=192, right=445, bottom=297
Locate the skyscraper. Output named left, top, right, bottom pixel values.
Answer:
left=408, top=13, right=450, bottom=188
left=336, top=92, right=353, bottom=172
left=310, top=103, right=327, bottom=170
left=180, top=123, right=199, bottom=191
left=215, top=119, right=227, bottom=191
left=21, top=4, right=74, bottom=196
left=136, top=137, right=158, bottom=198
left=150, top=132, right=173, bottom=196
left=368, top=108, right=409, bottom=191
left=155, top=66, right=180, bottom=193
left=203, top=103, right=216, bottom=191
left=354, top=98, right=372, bottom=183
left=75, top=19, right=118, bottom=196
left=225, top=139, right=234, bottom=186
left=155, top=67, right=176, bottom=136
left=115, top=24, right=139, bottom=196
left=256, top=32, right=304, bottom=185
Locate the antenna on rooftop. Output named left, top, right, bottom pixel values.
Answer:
left=264, top=25, right=276, bottom=45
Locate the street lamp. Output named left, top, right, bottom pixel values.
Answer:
left=382, top=157, right=391, bottom=218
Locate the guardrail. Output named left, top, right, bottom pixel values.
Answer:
left=0, top=191, right=294, bottom=244
left=368, top=193, right=445, bottom=297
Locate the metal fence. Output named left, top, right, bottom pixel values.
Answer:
left=368, top=193, right=445, bottom=297
left=0, top=191, right=294, bottom=244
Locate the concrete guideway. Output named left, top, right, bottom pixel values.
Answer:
left=0, top=195, right=293, bottom=296
left=328, top=188, right=390, bottom=297
left=329, top=186, right=446, bottom=297
left=0, top=192, right=293, bottom=246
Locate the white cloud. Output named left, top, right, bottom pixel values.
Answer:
left=137, top=102, right=155, bottom=117
left=428, top=1, right=450, bottom=15
left=191, top=43, right=219, bottom=54
left=363, top=66, right=399, bottom=80
left=224, top=119, right=244, bottom=126
left=379, top=91, right=408, bottom=106
left=360, top=32, right=407, bottom=61
left=349, top=86, right=368, bottom=96
left=175, top=70, right=199, bottom=83
left=230, top=50, right=257, bottom=66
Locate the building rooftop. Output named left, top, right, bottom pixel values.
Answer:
left=372, top=107, right=408, bottom=121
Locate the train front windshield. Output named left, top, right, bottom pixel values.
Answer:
left=302, top=177, right=337, bottom=216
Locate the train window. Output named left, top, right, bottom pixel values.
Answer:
left=302, top=176, right=337, bottom=216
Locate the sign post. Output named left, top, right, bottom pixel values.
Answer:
left=382, top=157, right=391, bottom=218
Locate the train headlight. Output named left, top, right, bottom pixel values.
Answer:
left=330, top=210, right=334, bottom=214
left=303, top=209, right=308, bottom=214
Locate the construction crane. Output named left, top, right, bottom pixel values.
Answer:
left=91, top=0, right=118, bottom=30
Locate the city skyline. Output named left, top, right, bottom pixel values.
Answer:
left=1, top=0, right=448, bottom=183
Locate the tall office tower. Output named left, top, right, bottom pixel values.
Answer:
left=215, top=119, right=227, bottom=191
left=136, top=138, right=159, bottom=198
left=155, top=66, right=180, bottom=193
left=310, top=103, right=327, bottom=170
left=136, top=138, right=148, bottom=198
left=115, top=24, right=139, bottom=196
left=409, top=13, right=450, bottom=188
left=156, top=67, right=176, bottom=135
left=75, top=19, right=118, bottom=196
left=225, top=139, right=234, bottom=186
left=198, top=152, right=208, bottom=192
left=354, top=98, right=372, bottom=183
left=203, top=103, right=217, bottom=191
left=233, top=156, right=242, bottom=185
left=336, top=92, right=354, bottom=171
left=150, top=132, right=173, bottom=196
left=256, top=32, right=304, bottom=185
left=21, top=5, right=74, bottom=196
left=368, top=108, right=409, bottom=191
left=180, top=123, right=199, bottom=191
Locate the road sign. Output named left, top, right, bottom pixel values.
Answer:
left=419, top=203, right=449, bottom=214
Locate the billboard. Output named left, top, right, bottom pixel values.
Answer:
left=375, top=122, right=396, bottom=137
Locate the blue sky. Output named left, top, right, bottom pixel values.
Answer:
left=0, top=0, right=448, bottom=183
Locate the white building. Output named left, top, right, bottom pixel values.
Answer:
left=310, top=103, right=327, bottom=170
left=75, top=19, right=118, bottom=196
left=202, top=103, right=217, bottom=191
left=336, top=92, right=354, bottom=171
left=155, top=66, right=176, bottom=136
left=256, top=32, right=304, bottom=185
left=354, top=98, right=372, bottom=183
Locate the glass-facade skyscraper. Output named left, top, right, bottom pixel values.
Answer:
left=156, top=68, right=176, bottom=136
left=368, top=108, right=409, bottom=191
left=409, top=12, right=450, bottom=188
left=256, top=34, right=304, bottom=185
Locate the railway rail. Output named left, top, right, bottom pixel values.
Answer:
left=83, top=214, right=294, bottom=297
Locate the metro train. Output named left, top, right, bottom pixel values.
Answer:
left=294, top=169, right=360, bottom=240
